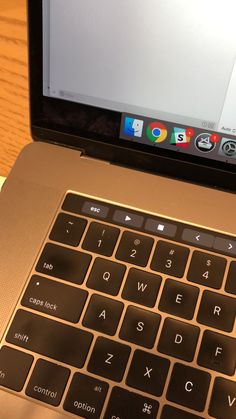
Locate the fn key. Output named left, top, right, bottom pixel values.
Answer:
left=0, top=346, right=33, bottom=391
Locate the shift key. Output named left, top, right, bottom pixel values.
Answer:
left=6, top=310, right=93, bottom=368
left=21, top=275, right=88, bottom=323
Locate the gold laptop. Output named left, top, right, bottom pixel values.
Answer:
left=0, top=1, right=235, bottom=418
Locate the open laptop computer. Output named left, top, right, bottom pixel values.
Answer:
left=0, top=0, right=235, bottom=418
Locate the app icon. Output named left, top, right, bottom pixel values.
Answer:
left=146, top=122, right=168, bottom=143
left=195, top=133, right=216, bottom=153
left=123, top=117, right=144, bottom=138
left=170, top=127, right=195, bottom=148
left=218, top=138, right=236, bottom=158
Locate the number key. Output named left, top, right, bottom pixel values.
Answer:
left=151, top=241, right=189, bottom=278
left=187, top=251, right=226, bottom=289
left=82, top=222, right=120, bottom=256
left=116, top=231, right=154, bottom=267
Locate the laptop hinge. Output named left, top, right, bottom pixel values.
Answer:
left=80, top=153, right=111, bottom=166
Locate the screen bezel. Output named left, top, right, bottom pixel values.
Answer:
left=28, top=0, right=236, bottom=192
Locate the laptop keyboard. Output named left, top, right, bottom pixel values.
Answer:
left=0, top=192, right=235, bottom=418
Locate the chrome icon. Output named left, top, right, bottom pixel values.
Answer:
left=146, top=121, right=168, bottom=143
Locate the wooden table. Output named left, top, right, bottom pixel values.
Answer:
left=0, top=0, right=30, bottom=177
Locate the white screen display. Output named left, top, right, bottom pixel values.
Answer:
left=43, top=0, right=236, bottom=163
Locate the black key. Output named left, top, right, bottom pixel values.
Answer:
left=87, top=336, right=131, bottom=382
left=158, top=318, right=200, bottom=362
left=151, top=241, right=189, bottom=278
left=82, top=201, right=110, bottom=219
left=158, top=279, right=199, bottom=320
left=64, top=372, right=109, bottom=419
left=225, top=261, right=236, bottom=295
left=116, top=231, right=154, bottom=267
left=161, top=405, right=204, bottom=419
left=0, top=346, right=33, bottom=392
left=167, top=363, right=211, bottom=412
left=26, top=359, right=70, bottom=406
left=197, top=290, right=236, bottom=332
left=36, top=243, right=91, bottom=285
left=104, top=387, right=159, bottom=419
left=119, top=305, right=161, bottom=348
left=187, top=250, right=226, bottom=289
left=122, top=268, right=162, bottom=308
left=49, top=213, right=87, bottom=246
left=62, top=193, right=110, bottom=220
left=82, top=222, right=120, bottom=256
left=126, top=349, right=170, bottom=397
left=197, top=330, right=236, bottom=376
left=209, top=377, right=236, bottom=419
left=22, top=275, right=88, bottom=323
left=6, top=310, right=93, bottom=368
left=82, top=294, right=124, bottom=336
left=86, top=258, right=126, bottom=296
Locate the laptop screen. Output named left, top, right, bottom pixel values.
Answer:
left=41, top=0, right=236, bottom=169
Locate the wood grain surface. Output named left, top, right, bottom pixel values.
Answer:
left=0, top=0, right=31, bottom=177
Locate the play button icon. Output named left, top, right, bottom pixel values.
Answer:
left=113, top=210, right=144, bottom=228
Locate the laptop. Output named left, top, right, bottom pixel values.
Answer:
left=0, top=0, right=235, bottom=418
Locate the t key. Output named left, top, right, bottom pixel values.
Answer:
left=151, top=241, right=189, bottom=278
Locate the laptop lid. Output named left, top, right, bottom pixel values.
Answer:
left=28, top=0, right=236, bottom=191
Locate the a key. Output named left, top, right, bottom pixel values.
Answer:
left=104, top=386, right=159, bottom=419
left=86, top=258, right=126, bottom=296
left=119, top=305, right=161, bottom=348
left=116, top=231, right=154, bottom=267
left=151, top=240, right=189, bottom=278
left=87, top=336, right=131, bottom=382
left=225, top=261, right=236, bottom=295
left=209, top=377, right=236, bottom=419
left=64, top=372, right=109, bottom=419
left=158, top=318, right=200, bottom=362
left=187, top=250, right=226, bottom=289
left=82, top=294, right=124, bottom=336
left=26, top=359, right=70, bottom=406
left=6, top=310, right=93, bottom=368
left=0, top=346, right=33, bottom=392
left=36, top=243, right=91, bottom=285
left=82, top=222, right=120, bottom=256
left=22, top=275, right=88, bottom=323
left=126, top=349, right=170, bottom=397
left=161, top=405, right=204, bottom=419
left=167, top=363, right=211, bottom=412
left=197, top=290, right=236, bottom=332
left=158, top=279, right=199, bottom=320
left=49, top=213, right=87, bottom=246
left=122, top=268, right=162, bottom=308
left=197, top=330, right=236, bottom=376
